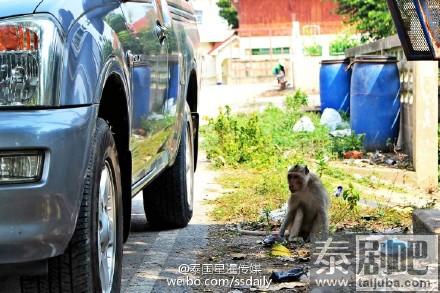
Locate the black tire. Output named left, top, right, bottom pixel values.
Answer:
left=21, top=118, right=123, bottom=293
left=143, top=104, right=194, bottom=229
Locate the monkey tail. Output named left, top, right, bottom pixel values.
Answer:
left=236, top=223, right=280, bottom=236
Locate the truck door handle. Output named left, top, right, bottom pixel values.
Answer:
left=155, top=20, right=167, bottom=44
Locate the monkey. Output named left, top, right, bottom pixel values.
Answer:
left=279, top=165, right=330, bottom=242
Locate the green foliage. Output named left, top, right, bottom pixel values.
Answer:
left=286, top=90, right=308, bottom=110
left=342, top=183, right=361, bottom=210
left=316, top=152, right=329, bottom=177
left=330, top=35, right=360, bottom=55
left=304, top=43, right=323, bottom=56
left=339, top=111, right=350, bottom=122
left=331, top=132, right=365, bottom=157
left=217, top=0, right=239, bottom=29
left=203, top=106, right=278, bottom=168
left=203, top=89, right=364, bottom=169
left=334, top=0, right=396, bottom=41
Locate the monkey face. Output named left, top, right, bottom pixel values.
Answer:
left=287, top=165, right=310, bottom=192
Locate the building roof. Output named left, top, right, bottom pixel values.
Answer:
left=208, top=32, right=239, bottom=55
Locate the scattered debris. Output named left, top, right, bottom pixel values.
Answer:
left=293, top=116, right=315, bottom=132
left=380, top=239, right=408, bottom=255
left=237, top=223, right=269, bottom=236
left=336, top=121, right=351, bottom=130
left=385, top=159, right=397, bottom=165
left=251, top=281, right=307, bottom=292
left=263, top=235, right=283, bottom=247
left=361, top=215, right=378, bottom=221
left=343, top=150, right=363, bottom=159
left=231, top=253, right=247, bottom=260
left=269, top=267, right=307, bottom=283
left=270, top=243, right=292, bottom=257
left=297, top=256, right=310, bottom=263
left=334, top=186, right=343, bottom=197
left=367, top=151, right=413, bottom=170
left=263, top=204, right=287, bottom=222
left=330, top=128, right=352, bottom=137
left=320, top=108, right=342, bottom=131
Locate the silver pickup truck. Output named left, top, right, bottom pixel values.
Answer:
left=0, top=0, right=200, bottom=292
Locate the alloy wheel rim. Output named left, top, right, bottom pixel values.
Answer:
left=98, top=161, right=117, bottom=293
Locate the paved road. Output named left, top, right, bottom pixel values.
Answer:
left=121, top=156, right=221, bottom=293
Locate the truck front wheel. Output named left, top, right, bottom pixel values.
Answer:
left=21, top=118, right=123, bottom=293
left=143, top=103, right=195, bottom=228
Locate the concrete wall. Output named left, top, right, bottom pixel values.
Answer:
left=222, top=59, right=293, bottom=85
left=346, top=36, right=439, bottom=191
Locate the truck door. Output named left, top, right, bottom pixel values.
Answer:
left=120, top=0, right=169, bottom=184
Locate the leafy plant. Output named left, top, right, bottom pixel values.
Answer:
left=286, top=89, right=309, bottom=110
left=203, top=106, right=278, bottom=167
left=304, top=43, right=323, bottom=56
left=217, top=0, right=239, bottom=28
left=342, top=183, right=361, bottom=210
left=330, top=35, right=360, bottom=55
left=339, top=110, right=350, bottom=121
left=316, top=152, right=329, bottom=177
left=331, top=132, right=365, bottom=157
left=333, top=0, right=396, bottom=42
left=262, top=206, right=272, bottom=233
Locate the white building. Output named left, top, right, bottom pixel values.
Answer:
left=192, top=0, right=234, bottom=84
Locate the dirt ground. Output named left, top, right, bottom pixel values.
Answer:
left=194, top=226, right=311, bottom=292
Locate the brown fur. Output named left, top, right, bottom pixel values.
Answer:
left=280, top=165, right=330, bottom=242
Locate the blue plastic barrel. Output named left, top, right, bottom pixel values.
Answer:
left=320, top=59, right=351, bottom=113
left=350, top=55, right=400, bottom=151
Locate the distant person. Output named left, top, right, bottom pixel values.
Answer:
left=273, top=60, right=287, bottom=90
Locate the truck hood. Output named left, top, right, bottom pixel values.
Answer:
left=0, top=0, right=41, bottom=19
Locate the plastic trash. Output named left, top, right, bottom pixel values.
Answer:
left=336, top=121, right=351, bottom=130
left=263, top=203, right=288, bottom=222
left=385, top=159, right=397, bottom=165
left=320, top=108, right=342, bottom=131
left=334, top=186, right=343, bottom=197
left=270, top=268, right=307, bottom=283
left=330, top=129, right=352, bottom=137
left=380, top=239, right=408, bottom=255
left=293, top=117, right=315, bottom=132
left=343, top=151, right=363, bottom=159
left=271, top=243, right=292, bottom=257
left=263, top=235, right=283, bottom=247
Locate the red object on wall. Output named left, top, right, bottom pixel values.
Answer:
left=236, top=0, right=344, bottom=36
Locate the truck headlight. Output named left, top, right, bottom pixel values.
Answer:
left=0, top=15, right=63, bottom=107
left=0, top=151, right=44, bottom=184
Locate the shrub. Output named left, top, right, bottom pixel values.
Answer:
left=331, top=132, right=365, bottom=157
left=304, top=43, right=323, bottom=56
left=330, top=35, right=360, bottom=56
